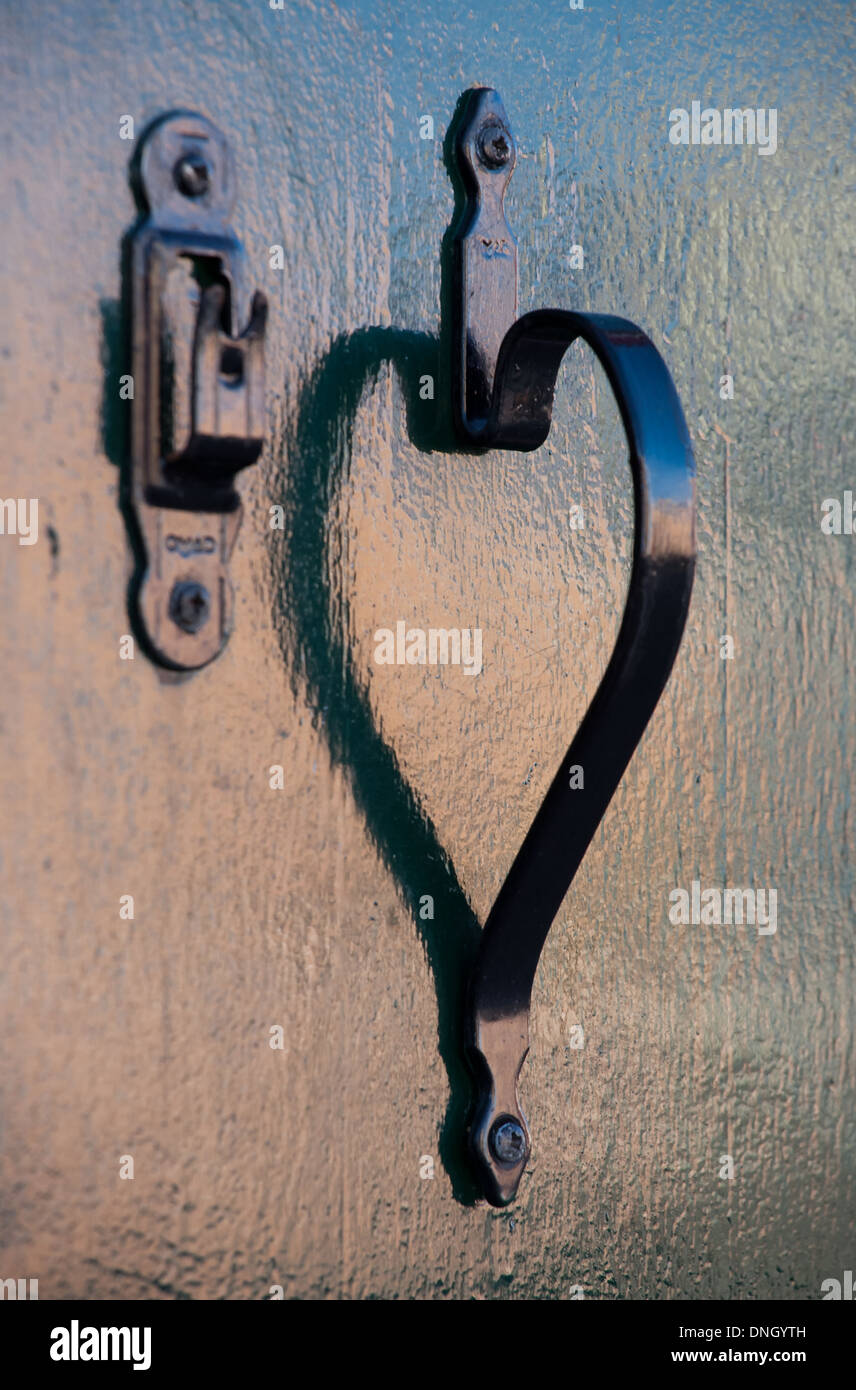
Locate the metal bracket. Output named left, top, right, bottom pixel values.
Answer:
left=128, top=111, right=267, bottom=670
left=452, top=88, right=697, bottom=1204
left=452, top=88, right=518, bottom=437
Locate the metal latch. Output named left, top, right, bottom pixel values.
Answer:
left=127, top=110, right=267, bottom=670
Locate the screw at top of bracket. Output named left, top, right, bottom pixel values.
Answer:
left=477, top=122, right=512, bottom=168
left=174, top=151, right=211, bottom=198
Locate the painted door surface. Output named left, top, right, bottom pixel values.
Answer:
left=2, top=0, right=853, bottom=1300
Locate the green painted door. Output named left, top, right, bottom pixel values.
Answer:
left=2, top=0, right=853, bottom=1299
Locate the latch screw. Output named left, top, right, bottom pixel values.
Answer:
left=174, top=152, right=211, bottom=198
left=169, top=580, right=211, bottom=633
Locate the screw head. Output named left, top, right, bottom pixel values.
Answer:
left=169, top=580, right=211, bottom=634
left=477, top=122, right=512, bottom=169
left=489, top=1117, right=527, bottom=1167
left=174, top=151, right=210, bottom=198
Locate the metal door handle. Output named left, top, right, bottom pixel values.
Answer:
left=451, top=89, right=696, bottom=1204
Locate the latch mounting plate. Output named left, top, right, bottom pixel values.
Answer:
left=128, top=110, right=267, bottom=670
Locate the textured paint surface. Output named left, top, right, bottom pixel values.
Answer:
left=1, top=0, right=854, bottom=1299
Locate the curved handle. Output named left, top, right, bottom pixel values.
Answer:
left=449, top=90, right=696, bottom=1204
left=467, top=310, right=695, bottom=1204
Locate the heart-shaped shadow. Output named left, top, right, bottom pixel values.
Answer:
left=271, top=325, right=494, bottom=1205
left=269, top=90, right=698, bottom=1209
left=268, top=91, right=622, bottom=1207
